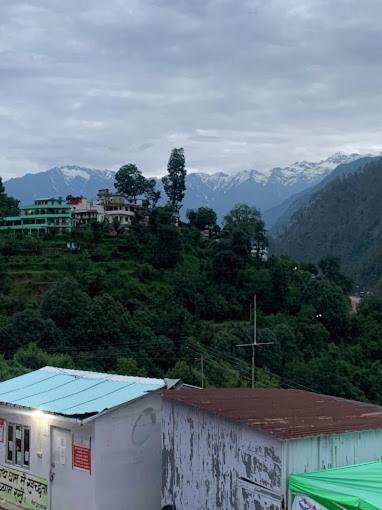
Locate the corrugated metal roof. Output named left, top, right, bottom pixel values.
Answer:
left=0, top=366, right=166, bottom=418
left=163, top=388, right=382, bottom=439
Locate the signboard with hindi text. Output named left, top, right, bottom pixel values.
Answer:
left=72, top=432, right=91, bottom=472
left=0, top=465, right=48, bottom=510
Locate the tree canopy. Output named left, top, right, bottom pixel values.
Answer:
left=114, top=163, right=150, bottom=201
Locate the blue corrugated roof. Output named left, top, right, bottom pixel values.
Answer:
left=0, top=367, right=165, bottom=418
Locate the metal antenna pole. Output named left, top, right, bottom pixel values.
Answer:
left=237, top=294, right=273, bottom=389
left=201, top=354, right=204, bottom=389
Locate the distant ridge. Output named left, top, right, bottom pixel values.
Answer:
left=4, top=153, right=372, bottom=220
left=273, top=158, right=382, bottom=291
left=266, top=154, right=380, bottom=232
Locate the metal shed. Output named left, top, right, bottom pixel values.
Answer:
left=0, top=366, right=174, bottom=510
left=162, top=389, right=382, bottom=510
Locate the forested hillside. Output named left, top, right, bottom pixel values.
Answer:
left=265, top=156, right=380, bottom=232
left=274, top=161, right=382, bottom=292
left=1, top=201, right=382, bottom=403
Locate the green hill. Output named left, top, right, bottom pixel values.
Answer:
left=1, top=197, right=382, bottom=403
left=274, top=160, right=382, bottom=292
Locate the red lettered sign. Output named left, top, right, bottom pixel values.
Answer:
left=73, top=445, right=91, bottom=471
left=72, top=432, right=92, bottom=472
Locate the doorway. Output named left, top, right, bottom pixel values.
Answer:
left=50, top=427, right=72, bottom=510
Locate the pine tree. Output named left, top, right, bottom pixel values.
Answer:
left=162, top=148, right=186, bottom=211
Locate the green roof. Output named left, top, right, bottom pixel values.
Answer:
left=289, top=460, right=382, bottom=510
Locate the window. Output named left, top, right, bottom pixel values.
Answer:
left=7, top=423, right=30, bottom=469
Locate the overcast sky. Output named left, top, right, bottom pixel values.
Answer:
left=1, top=0, right=382, bottom=179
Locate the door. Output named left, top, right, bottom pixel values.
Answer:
left=50, top=427, right=72, bottom=510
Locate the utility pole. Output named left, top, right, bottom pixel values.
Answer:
left=237, top=294, right=273, bottom=389
left=193, top=354, right=205, bottom=388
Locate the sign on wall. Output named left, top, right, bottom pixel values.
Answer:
left=72, top=433, right=91, bottom=472
left=0, top=420, right=4, bottom=443
left=292, top=494, right=329, bottom=510
left=0, top=465, right=48, bottom=510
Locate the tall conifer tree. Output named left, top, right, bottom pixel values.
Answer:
left=162, top=148, right=186, bottom=210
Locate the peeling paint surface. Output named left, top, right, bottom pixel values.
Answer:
left=163, top=399, right=382, bottom=510
left=162, top=400, right=282, bottom=510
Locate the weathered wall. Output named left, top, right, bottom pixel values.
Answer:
left=94, top=392, right=163, bottom=510
left=163, top=400, right=382, bottom=510
left=162, top=399, right=282, bottom=510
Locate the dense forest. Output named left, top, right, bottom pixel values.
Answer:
left=1, top=153, right=382, bottom=404
left=274, top=160, right=382, bottom=293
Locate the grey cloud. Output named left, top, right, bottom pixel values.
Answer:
left=1, top=0, right=382, bottom=178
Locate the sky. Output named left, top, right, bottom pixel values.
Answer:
left=1, top=0, right=382, bottom=179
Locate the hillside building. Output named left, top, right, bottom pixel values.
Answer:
left=0, top=191, right=148, bottom=235
left=97, top=189, right=146, bottom=228
left=0, top=198, right=72, bottom=234
left=162, top=388, right=382, bottom=510
left=0, top=366, right=180, bottom=510
left=68, top=196, right=104, bottom=229
left=69, top=190, right=147, bottom=230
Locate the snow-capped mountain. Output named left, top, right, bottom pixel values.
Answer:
left=179, top=153, right=368, bottom=217
left=4, top=166, right=116, bottom=205
left=3, top=153, right=371, bottom=222
left=268, top=152, right=365, bottom=187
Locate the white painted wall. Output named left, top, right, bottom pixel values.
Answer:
left=94, top=392, right=162, bottom=510
left=0, top=406, right=95, bottom=510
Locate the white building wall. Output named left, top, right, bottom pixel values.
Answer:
left=0, top=406, right=95, bottom=510
left=94, top=392, right=163, bottom=510
left=162, top=399, right=283, bottom=510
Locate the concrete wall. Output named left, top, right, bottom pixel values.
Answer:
left=94, top=392, right=162, bottom=510
left=162, top=399, right=282, bottom=510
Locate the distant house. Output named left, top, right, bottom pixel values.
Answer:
left=0, top=366, right=180, bottom=510
left=69, top=190, right=147, bottom=230
left=162, top=388, right=382, bottom=510
left=97, top=189, right=146, bottom=229
left=68, top=196, right=104, bottom=229
left=0, top=198, right=72, bottom=234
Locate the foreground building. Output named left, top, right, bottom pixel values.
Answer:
left=0, top=366, right=178, bottom=510
left=162, top=389, right=382, bottom=510
left=0, top=198, right=72, bottom=234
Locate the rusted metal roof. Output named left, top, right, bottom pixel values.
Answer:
left=163, top=388, right=382, bottom=439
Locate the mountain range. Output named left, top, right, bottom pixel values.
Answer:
left=3, top=153, right=372, bottom=223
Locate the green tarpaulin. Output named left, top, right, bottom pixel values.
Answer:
left=289, top=460, right=382, bottom=510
